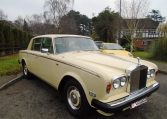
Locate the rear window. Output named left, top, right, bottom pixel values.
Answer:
left=31, top=38, right=42, bottom=51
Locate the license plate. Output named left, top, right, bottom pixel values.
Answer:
left=131, top=98, right=147, bottom=109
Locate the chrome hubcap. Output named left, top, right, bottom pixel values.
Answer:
left=67, top=86, right=81, bottom=110
left=23, top=65, right=28, bottom=76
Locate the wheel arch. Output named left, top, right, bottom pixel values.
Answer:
left=58, top=74, right=87, bottom=94
left=58, top=73, right=91, bottom=105
left=20, top=58, right=28, bottom=67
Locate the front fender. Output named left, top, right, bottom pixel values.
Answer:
left=59, top=71, right=92, bottom=104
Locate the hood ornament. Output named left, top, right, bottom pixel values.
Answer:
left=137, top=57, right=141, bottom=66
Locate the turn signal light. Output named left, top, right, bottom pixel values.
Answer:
left=106, top=83, right=112, bottom=94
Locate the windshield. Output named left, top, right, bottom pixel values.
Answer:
left=54, top=37, right=98, bottom=53
left=103, top=43, right=123, bottom=50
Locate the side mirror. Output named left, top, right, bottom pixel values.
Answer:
left=41, top=48, right=49, bottom=53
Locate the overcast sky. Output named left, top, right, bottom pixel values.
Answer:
left=0, top=0, right=167, bottom=21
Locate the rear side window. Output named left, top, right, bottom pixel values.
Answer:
left=31, top=38, right=42, bottom=51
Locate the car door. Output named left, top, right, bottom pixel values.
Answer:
left=27, top=37, right=43, bottom=75
left=36, top=37, right=57, bottom=84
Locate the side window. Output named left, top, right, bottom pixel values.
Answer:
left=32, top=38, right=42, bottom=51
left=42, top=37, right=54, bottom=53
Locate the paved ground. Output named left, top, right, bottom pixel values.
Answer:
left=0, top=74, right=166, bottom=119
left=0, top=75, right=18, bottom=86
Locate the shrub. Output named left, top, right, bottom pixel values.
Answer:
left=124, top=43, right=131, bottom=51
left=149, top=37, right=167, bottom=60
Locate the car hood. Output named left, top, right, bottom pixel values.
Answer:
left=55, top=51, right=158, bottom=79
left=102, top=50, right=132, bottom=57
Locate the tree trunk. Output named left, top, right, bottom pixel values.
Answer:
left=130, top=32, right=134, bottom=53
left=130, top=40, right=133, bottom=53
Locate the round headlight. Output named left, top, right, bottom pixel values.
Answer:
left=147, top=70, right=151, bottom=78
left=150, top=69, right=155, bottom=77
left=147, top=69, right=155, bottom=78
left=113, top=79, right=121, bottom=89
left=120, top=77, right=127, bottom=86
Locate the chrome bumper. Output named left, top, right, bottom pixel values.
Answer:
left=91, top=82, right=160, bottom=113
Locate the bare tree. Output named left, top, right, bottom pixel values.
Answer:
left=44, top=0, right=74, bottom=33
left=26, top=14, right=56, bottom=35
left=43, top=11, right=52, bottom=24
left=0, top=9, right=7, bottom=20
left=26, top=14, right=44, bottom=35
left=14, top=16, right=24, bottom=29
left=120, top=0, right=149, bottom=52
left=157, top=22, right=167, bottom=37
left=59, top=15, right=78, bottom=34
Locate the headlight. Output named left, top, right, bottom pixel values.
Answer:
left=150, top=69, right=155, bottom=77
left=113, top=79, right=121, bottom=89
left=147, top=70, right=151, bottom=78
left=147, top=69, right=155, bottom=78
left=113, top=76, right=127, bottom=89
left=120, top=76, right=127, bottom=86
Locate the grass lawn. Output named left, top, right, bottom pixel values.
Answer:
left=133, top=51, right=152, bottom=60
left=133, top=51, right=167, bottom=72
left=0, top=54, right=21, bottom=76
left=133, top=51, right=167, bottom=63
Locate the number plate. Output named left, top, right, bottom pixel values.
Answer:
left=131, top=98, right=147, bottom=109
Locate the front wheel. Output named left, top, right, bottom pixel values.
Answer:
left=64, top=80, right=91, bottom=117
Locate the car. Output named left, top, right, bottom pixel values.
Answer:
left=95, top=41, right=104, bottom=49
left=100, top=43, right=133, bottom=57
left=19, top=34, right=159, bottom=117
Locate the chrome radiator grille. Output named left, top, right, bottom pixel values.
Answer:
left=130, top=65, right=148, bottom=92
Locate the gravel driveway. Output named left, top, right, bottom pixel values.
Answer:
left=0, top=74, right=166, bottom=119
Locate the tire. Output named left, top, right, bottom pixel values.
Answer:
left=64, top=79, right=91, bottom=117
left=22, top=62, right=31, bottom=79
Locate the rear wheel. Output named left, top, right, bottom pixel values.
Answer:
left=64, top=79, right=91, bottom=117
left=22, top=62, right=31, bottom=79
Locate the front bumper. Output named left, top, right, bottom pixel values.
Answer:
left=91, top=82, right=160, bottom=113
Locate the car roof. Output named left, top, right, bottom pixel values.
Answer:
left=33, top=34, right=91, bottom=39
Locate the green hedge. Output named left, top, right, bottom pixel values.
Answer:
left=149, top=37, right=167, bottom=60
left=0, top=20, right=32, bottom=55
